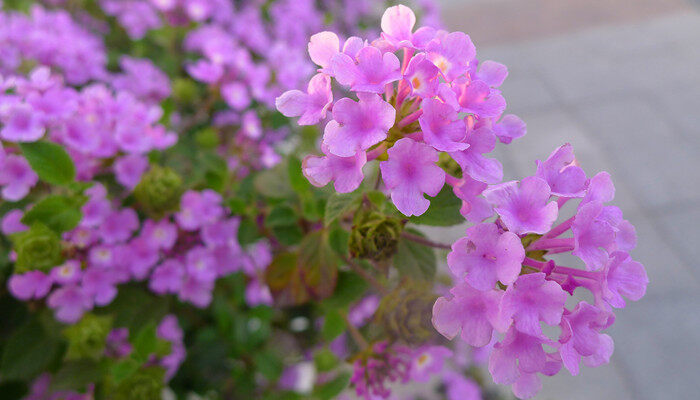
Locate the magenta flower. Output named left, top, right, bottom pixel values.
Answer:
left=602, top=251, right=648, bottom=308
left=221, top=82, right=250, bottom=111
left=483, top=177, right=558, bottom=235
left=404, top=54, right=440, bottom=98
left=449, top=127, right=503, bottom=184
left=426, top=31, right=476, bottom=82
left=409, top=345, right=452, bottom=382
left=559, top=302, right=614, bottom=375
left=380, top=138, right=445, bottom=216
left=308, top=31, right=340, bottom=71
left=302, top=144, right=366, bottom=193
left=185, top=246, right=217, bottom=283
left=47, top=285, right=93, bottom=323
left=175, top=190, right=224, bottom=231
left=432, top=282, right=505, bottom=347
left=8, top=271, right=52, bottom=300
left=488, top=327, right=547, bottom=387
left=419, top=98, right=468, bottom=152
left=2, top=209, right=28, bottom=234
left=493, top=114, right=527, bottom=144
left=582, top=171, right=615, bottom=205
left=571, top=201, right=617, bottom=271
left=0, top=103, right=45, bottom=142
left=380, top=5, right=435, bottom=49
left=322, top=93, right=395, bottom=157
left=276, top=73, right=333, bottom=125
left=149, top=259, right=184, bottom=295
left=474, top=60, right=509, bottom=88
left=50, top=260, right=82, bottom=285
left=456, top=80, right=507, bottom=118
left=0, top=155, right=38, bottom=201
left=141, top=219, right=178, bottom=250
left=443, top=370, right=482, bottom=400
left=501, top=273, right=567, bottom=337
left=81, top=267, right=118, bottom=306
left=244, top=278, right=273, bottom=307
left=452, top=175, right=493, bottom=223
left=201, top=218, right=240, bottom=249
left=535, top=144, right=588, bottom=198
left=125, top=237, right=160, bottom=279
left=331, top=46, right=401, bottom=93
left=178, top=275, right=213, bottom=308
left=99, top=208, right=139, bottom=243
left=113, top=154, right=148, bottom=189
left=447, top=223, right=525, bottom=290
left=186, top=59, right=223, bottom=84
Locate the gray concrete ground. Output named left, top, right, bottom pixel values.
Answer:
left=436, top=1, right=700, bottom=398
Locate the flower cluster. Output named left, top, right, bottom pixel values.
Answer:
left=7, top=185, right=273, bottom=323
left=279, top=4, right=524, bottom=216
left=433, top=144, right=648, bottom=398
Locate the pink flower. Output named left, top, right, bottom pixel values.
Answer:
left=380, top=5, right=435, bottom=49
left=452, top=175, right=493, bottom=223
left=449, top=127, right=502, bottom=184
left=276, top=73, right=333, bottom=125
left=426, top=31, right=475, bottom=82
left=50, top=260, right=82, bottom=285
left=403, top=54, right=440, bottom=98
left=456, top=80, right=506, bottom=118
left=0, top=155, right=38, bottom=201
left=559, top=302, right=614, bottom=375
left=302, top=144, right=366, bottom=193
left=493, top=114, right=526, bottom=144
left=432, top=282, right=505, bottom=346
left=114, top=154, right=149, bottom=189
left=175, top=190, right=223, bottom=231
left=185, top=246, right=217, bottom=283
left=308, top=31, right=340, bottom=71
left=483, top=177, right=558, bottom=235
left=322, top=93, right=395, bottom=157
left=419, top=98, right=468, bottom=152
left=141, top=219, right=178, bottom=250
left=81, top=267, right=118, bottom=306
left=178, top=275, right=213, bottom=308
left=409, top=345, right=452, bottom=382
left=488, top=327, right=548, bottom=386
left=535, top=144, right=588, bottom=198
left=501, top=273, right=567, bottom=337
left=99, top=208, right=139, bottom=243
left=572, top=201, right=617, bottom=271
left=0, top=103, right=45, bottom=142
left=601, top=251, right=648, bottom=308
left=474, top=60, right=508, bottom=88
left=47, top=285, right=93, bottom=323
left=149, top=259, right=184, bottom=294
left=8, top=271, right=53, bottom=300
left=221, top=82, right=250, bottom=111
left=331, top=46, right=401, bottom=93
left=447, top=223, right=525, bottom=290
left=2, top=209, right=28, bottom=234
left=380, top=138, right=445, bottom=216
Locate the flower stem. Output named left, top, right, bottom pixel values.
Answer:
left=401, top=231, right=452, bottom=250
left=345, top=257, right=389, bottom=295
left=344, top=313, right=369, bottom=350
left=543, top=216, right=575, bottom=239
left=527, top=237, right=574, bottom=251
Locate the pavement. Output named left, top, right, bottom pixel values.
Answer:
left=435, top=0, right=700, bottom=398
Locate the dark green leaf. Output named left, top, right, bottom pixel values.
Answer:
left=50, top=359, right=103, bottom=392
left=254, top=164, right=293, bottom=199
left=20, top=141, right=76, bottom=185
left=0, top=319, right=63, bottom=380
left=324, top=192, right=361, bottom=226
left=313, top=348, right=338, bottom=372
left=393, top=229, right=437, bottom=280
left=21, top=195, right=82, bottom=233
left=321, top=309, right=346, bottom=341
left=323, top=271, right=367, bottom=309
left=298, top=231, right=339, bottom=300
left=314, top=372, right=351, bottom=400
left=265, top=205, right=299, bottom=228
left=132, top=323, right=158, bottom=362
left=271, top=225, right=304, bottom=246
left=253, top=351, right=283, bottom=382
left=409, top=185, right=463, bottom=226
left=328, top=227, right=350, bottom=257
left=288, top=157, right=310, bottom=195
left=111, top=359, right=140, bottom=384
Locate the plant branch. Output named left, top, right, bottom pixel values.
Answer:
left=401, top=231, right=452, bottom=250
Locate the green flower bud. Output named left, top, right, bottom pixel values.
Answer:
left=349, top=210, right=403, bottom=261
left=113, top=367, right=165, bottom=400
left=172, top=78, right=199, bottom=104
left=12, top=223, right=63, bottom=274
left=375, top=281, right=437, bottom=344
left=134, top=165, right=183, bottom=219
left=63, top=313, right=112, bottom=360
left=438, top=152, right=462, bottom=178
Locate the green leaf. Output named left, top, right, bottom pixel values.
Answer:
left=20, top=141, right=76, bottom=185
left=21, top=195, right=82, bottom=233
left=288, top=156, right=311, bottom=195
left=323, top=271, right=367, bottom=309
left=324, top=192, right=361, bottom=226
left=254, top=164, right=293, bottom=199
left=0, top=319, right=63, bottom=380
left=313, top=348, right=338, bottom=372
left=409, top=185, right=463, bottom=226
left=253, top=351, right=283, bottom=382
left=321, top=309, right=346, bottom=341
left=298, top=231, right=339, bottom=300
left=314, top=372, right=351, bottom=400
left=50, top=359, right=103, bottom=392
left=99, top=286, right=169, bottom=333
left=111, top=359, right=140, bottom=384
left=328, top=227, right=350, bottom=257
left=393, top=229, right=437, bottom=281
left=132, top=323, right=158, bottom=362
left=265, top=205, right=299, bottom=228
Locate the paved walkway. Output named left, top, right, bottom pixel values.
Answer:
left=437, top=1, right=700, bottom=398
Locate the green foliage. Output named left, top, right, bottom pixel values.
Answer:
left=0, top=318, right=64, bottom=381
left=20, top=141, right=76, bottom=185
left=11, top=223, right=64, bottom=273
left=21, top=195, right=83, bottom=233
left=321, top=309, right=346, bottom=341
left=409, top=185, right=463, bottom=226
left=63, top=314, right=112, bottom=360
left=393, top=229, right=437, bottom=281
left=313, top=372, right=351, bottom=400
left=324, top=192, right=361, bottom=226
left=133, top=165, right=184, bottom=219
